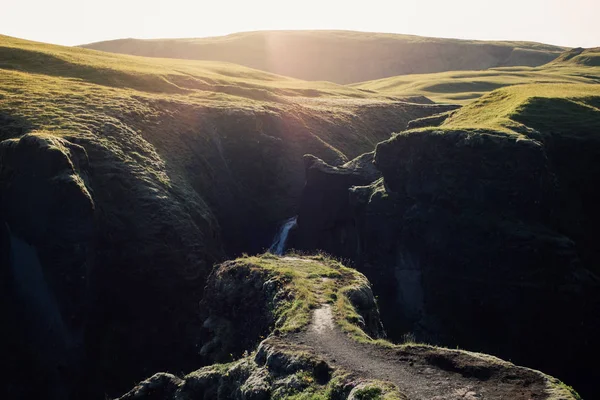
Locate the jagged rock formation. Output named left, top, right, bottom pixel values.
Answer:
left=0, top=134, right=95, bottom=399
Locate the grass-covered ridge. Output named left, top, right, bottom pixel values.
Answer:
left=550, top=47, right=600, bottom=67
left=0, top=34, right=376, bottom=100
left=233, top=252, right=369, bottom=333
left=354, top=63, right=600, bottom=104
left=80, top=30, right=565, bottom=84
left=441, top=83, right=600, bottom=136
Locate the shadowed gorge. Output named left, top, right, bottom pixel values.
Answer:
left=0, top=32, right=598, bottom=400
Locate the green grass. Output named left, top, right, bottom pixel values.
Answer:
left=0, top=34, right=376, bottom=101
left=354, top=65, right=600, bottom=104
left=549, top=47, right=600, bottom=67
left=441, top=83, right=600, bottom=136
left=235, top=252, right=364, bottom=333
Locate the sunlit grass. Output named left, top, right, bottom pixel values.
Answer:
left=354, top=65, right=600, bottom=104
left=236, top=252, right=362, bottom=333
left=0, top=34, right=376, bottom=101
left=442, top=83, right=600, bottom=135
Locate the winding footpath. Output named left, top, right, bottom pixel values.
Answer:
left=290, top=304, right=550, bottom=400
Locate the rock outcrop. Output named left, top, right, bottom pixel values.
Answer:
left=115, top=255, right=580, bottom=400
left=291, top=128, right=600, bottom=398
left=198, top=260, right=287, bottom=363
left=0, top=132, right=223, bottom=398
left=0, top=133, right=95, bottom=399
left=405, top=110, right=458, bottom=129
left=291, top=153, right=381, bottom=259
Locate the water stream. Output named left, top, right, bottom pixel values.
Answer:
left=269, top=216, right=298, bottom=255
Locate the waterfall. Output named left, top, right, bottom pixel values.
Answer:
left=269, top=216, right=298, bottom=255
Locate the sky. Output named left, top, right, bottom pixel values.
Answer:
left=3, top=0, right=599, bottom=48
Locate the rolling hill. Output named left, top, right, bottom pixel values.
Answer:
left=354, top=54, right=600, bottom=104
left=549, top=46, right=600, bottom=67
left=80, top=30, right=566, bottom=84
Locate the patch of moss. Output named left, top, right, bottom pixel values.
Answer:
left=235, top=252, right=364, bottom=333
left=350, top=381, right=405, bottom=400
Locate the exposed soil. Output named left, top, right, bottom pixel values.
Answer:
left=289, top=305, right=549, bottom=400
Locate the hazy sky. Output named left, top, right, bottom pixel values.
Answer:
left=3, top=0, right=599, bottom=48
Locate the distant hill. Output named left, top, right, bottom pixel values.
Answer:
left=549, top=47, right=600, bottom=66
left=80, top=30, right=566, bottom=84
left=354, top=47, right=600, bottom=103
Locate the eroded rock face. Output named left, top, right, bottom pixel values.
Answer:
left=0, top=133, right=95, bottom=399
left=198, top=261, right=288, bottom=363
left=291, top=153, right=381, bottom=260
left=0, top=132, right=224, bottom=398
left=291, top=128, right=600, bottom=397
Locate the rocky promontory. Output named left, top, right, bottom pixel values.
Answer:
left=116, top=254, right=580, bottom=400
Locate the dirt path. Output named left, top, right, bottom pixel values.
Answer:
left=290, top=304, right=549, bottom=400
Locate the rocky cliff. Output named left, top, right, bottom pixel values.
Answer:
left=291, top=86, right=600, bottom=398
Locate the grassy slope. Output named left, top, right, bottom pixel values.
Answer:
left=0, top=32, right=393, bottom=195
left=354, top=64, right=600, bottom=104
left=80, top=30, right=565, bottom=84
left=441, top=83, right=600, bottom=135
left=549, top=47, right=600, bottom=67
left=0, top=34, right=376, bottom=101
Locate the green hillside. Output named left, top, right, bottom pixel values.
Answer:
left=354, top=62, right=600, bottom=104
left=441, top=83, right=600, bottom=134
left=80, top=30, right=566, bottom=84
left=0, top=34, right=379, bottom=100
left=549, top=47, right=600, bottom=67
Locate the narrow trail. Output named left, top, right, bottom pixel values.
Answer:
left=290, top=304, right=549, bottom=400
